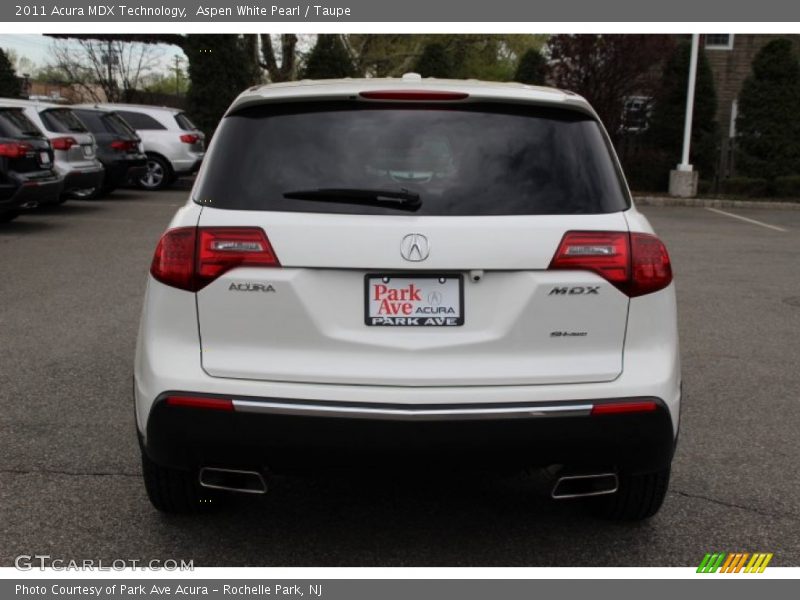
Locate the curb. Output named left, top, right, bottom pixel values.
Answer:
left=633, top=196, right=800, bottom=210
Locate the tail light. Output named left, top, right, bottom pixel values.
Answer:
left=549, top=231, right=672, bottom=297
left=591, top=401, right=658, bottom=416
left=150, top=227, right=280, bottom=292
left=0, top=141, right=33, bottom=159
left=166, top=395, right=234, bottom=411
left=110, top=139, right=138, bottom=152
left=359, top=90, right=469, bottom=101
left=179, top=133, right=200, bottom=144
left=51, top=136, right=77, bottom=151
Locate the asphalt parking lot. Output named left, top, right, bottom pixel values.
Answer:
left=1, top=189, right=799, bottom=567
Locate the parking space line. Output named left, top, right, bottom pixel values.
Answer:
left=705, top=207, right=789, bottom=232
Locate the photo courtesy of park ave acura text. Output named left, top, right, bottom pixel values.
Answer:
left=0, top=31, right=799, bottom=568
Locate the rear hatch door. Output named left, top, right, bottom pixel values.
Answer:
left=194, top=99, right=632, bottom=387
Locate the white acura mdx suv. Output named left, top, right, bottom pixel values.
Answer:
left=135, top=74, right=680, bottom=520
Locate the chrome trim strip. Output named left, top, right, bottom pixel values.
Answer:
left=198, top=467, right=268, bottom=495
left=231, top=400, right=593, bottom=421
left=551, top=473, right=619, bottom=500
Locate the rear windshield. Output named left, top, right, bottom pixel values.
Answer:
left=0, top=108, right=43, bottom=138
left=194, top=102, right=629, bottom=216
left=104, top=112, right=138, bottom=137
left=74, top=109, right=138, bottom=138
left=174, top=112, right=198, bottom=131
left=40, top=108, right=88, bottom=134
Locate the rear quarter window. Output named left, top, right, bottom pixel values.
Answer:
left=117, top=111, right=166, bottom=130
left=40, top=109, right=89, bottom=134
left=174, top=112, right=198, bottom=131
left=71, top=109, right=104, bottom=133
left=0, top=108, right=43, bottom=138
left=194, top=102, right=629, bottom=216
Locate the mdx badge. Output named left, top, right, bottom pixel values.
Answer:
left=549, top=286, right=600, bottom=295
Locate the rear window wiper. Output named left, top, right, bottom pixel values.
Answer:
left=283, top=187, right=421, bottom=211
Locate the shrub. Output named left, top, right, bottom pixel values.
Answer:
left=773, top=175, right=800, bottom=198
left=736, top=39, right=800, bottom=180
left=719, top=177, right=771, bottom=197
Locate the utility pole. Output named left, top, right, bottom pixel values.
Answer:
left=669, top=33, right=700, bottom=197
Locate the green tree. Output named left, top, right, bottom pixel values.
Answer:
left=183, top=35, right=259, bottom=138
left=0, top=48, right=22, bottom=97
left=514, top=48, right=548, bottom=85
left=413, top=43, right=453, bottom=78
left=302, top=35, right=356, bottom=79
left=641, top=41, right=719, bottom=189
left=736, top=38, right=800, bottom=180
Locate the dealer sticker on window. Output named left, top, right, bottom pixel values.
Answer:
left=365, top=275, right=464, bottom=326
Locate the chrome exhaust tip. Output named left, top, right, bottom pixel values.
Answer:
left=20, top=201, right=39, bottom=209
left=198, top=467, right=268, bottom=495
left=551, top=472, right=618, bottom=500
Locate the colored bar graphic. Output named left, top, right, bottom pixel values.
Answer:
left=697, top=551, right=771, bottom=573
left=697, top=554, right=712, bottom=573
left=710, top=553, right=726, bottom=573
left=758, top=554, right=773, bottom=572
left=734, top=553, right=750, bottom=573
left=720, top=553, right=735, bottom=573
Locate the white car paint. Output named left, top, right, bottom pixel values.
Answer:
left=134, top=76, right=681, bottom=514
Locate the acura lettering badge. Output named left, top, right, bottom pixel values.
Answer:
left=400, top=233, right=430, bottom=262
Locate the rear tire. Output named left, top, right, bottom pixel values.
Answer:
left=141, top=450, right=223, bottom=514
left=138, top=155, right=173, bottom=191
left=588, top=467, right=671, bottom=521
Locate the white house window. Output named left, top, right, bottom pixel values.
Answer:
left=620, top=96, right=653, bottom=133
left=705, top=34, right=734, bottom=50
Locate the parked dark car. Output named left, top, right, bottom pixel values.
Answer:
left=0, top=106, right=63, bottom=222
left=71, top=107, right=147, bottom=198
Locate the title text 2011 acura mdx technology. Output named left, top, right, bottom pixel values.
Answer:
left=135, top=75, right=680, bottom=521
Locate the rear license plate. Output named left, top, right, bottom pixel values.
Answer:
left=39, top=152, right=50, bottom=165
left=82, top=145, right=94, bottom=158
left=365, top=274, right=464, bottom=326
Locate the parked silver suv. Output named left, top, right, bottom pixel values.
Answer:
left=0, top=98, right=104, bottom=200
left=78, top=103, right=205, bottom=190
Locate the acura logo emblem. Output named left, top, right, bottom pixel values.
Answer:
left=400, top=233, right=430, bottom=262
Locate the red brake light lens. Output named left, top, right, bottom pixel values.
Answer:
left=549, top=231, right=672, bottom=298
left=179, top=133, right=200, bottom=144
left=150, top=227, right=197, bottom=291
left=0, top=142, right=33, bottom=159
left=196, top=227, right=280, bottom=288
left=628, top=233, right=673, bottom=297
left=591, top=401, right=658, bottom=416
left=166, top=395, right=234, bottom=411
left=110, top=139, right=138, bottom=152
left=150, top=227, right=280, bottom=292
left=51, top=136, right=77, bottom=151
left=359, top=90, right=469, bottom=101
left=549, top=231, right=630, bottom=286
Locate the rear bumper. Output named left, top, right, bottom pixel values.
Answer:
left=62, top=165, right=104, bottom=193
left=0, top=175, right=64, bottom=209
left=171, top=155, right=203, bottom=176
left=142, top=394, right=675, bottom=473
left=102, top=157, right=147, bottom=188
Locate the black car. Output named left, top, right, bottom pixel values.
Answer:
left=71, top=107, right=147, bottom=198
left=0, top=107, right=63, bottom=222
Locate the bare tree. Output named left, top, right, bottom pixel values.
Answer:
left=49, top=39, right=164, bottom=102
left=258, top=34, right=298, bottom=82
left=547, top=34, right=674, bottom=138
